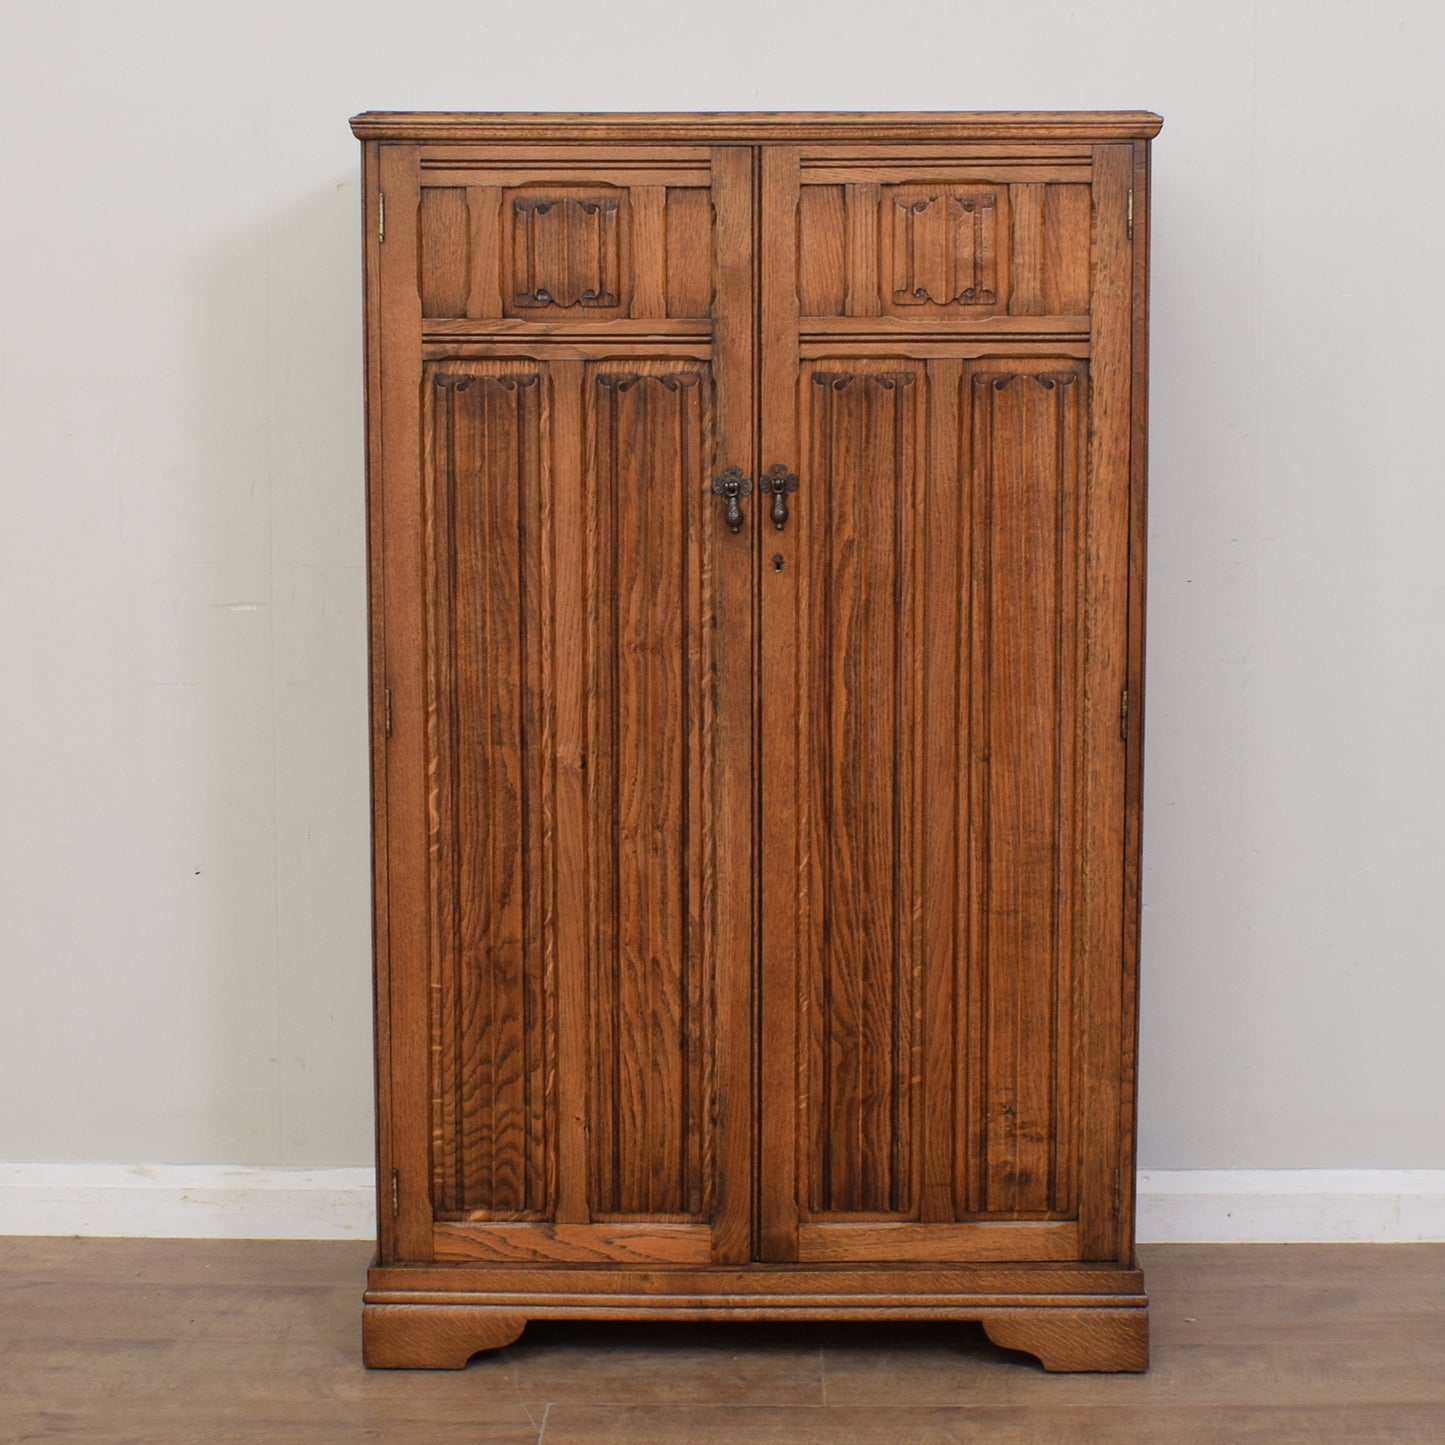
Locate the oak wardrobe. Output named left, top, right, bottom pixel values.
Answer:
left=351, top=110, right=1161, bottom=1373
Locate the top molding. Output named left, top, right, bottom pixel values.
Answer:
left=349, top=110, right=1164, bottom=144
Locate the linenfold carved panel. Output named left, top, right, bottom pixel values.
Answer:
left=960, top=361, right=1087, bottom=1222
left=506, top=187, right=629, bottom=313
left=798, top=366, right=923, bottom=1218
left=424, top=363, right=553, bottom=1220
left=584, top=364, right=717, bottom=1221
left=883, top=185, right=1010, bottom=315
left=792, top=358, right=1088, bottom=1226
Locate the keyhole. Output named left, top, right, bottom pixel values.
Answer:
left=772, top=553, right=784, bottom=572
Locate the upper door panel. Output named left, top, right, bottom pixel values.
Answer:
left=793, top=145, right=1092, bottom=322
left=411, top=147, right=719, bottom=326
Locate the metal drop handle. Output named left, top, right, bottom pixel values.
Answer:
left=759, top=464, right=799, bottom=529
left=712, top=466, right=752, bottom=533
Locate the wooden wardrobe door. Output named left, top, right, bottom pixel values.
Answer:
left=757, top=143, right=1136, bottom=1264
left=372, top=144, right=755, bottom=1266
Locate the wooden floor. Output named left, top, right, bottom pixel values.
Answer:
left=3, top=1240, right=1442, bottom=1442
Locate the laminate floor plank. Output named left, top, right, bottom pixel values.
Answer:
left=8, top=1405, right=542, bottom=1445
left=0, top=1237, right=374, bottom=1288
left=820, top=1324, right=1445, bottom=1407
left=538, top=1403, right=1445, bottom=1444
left=2, top=1240, right=1442, bottom=1443
left=475, top=1321, right=826, bottom=1405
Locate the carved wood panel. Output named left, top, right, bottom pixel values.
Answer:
left=506, top=188, right=627, bottom=313
left=376, top=128, right=1148, bottom=1308
left=794, top=178, right=1090, bottom=318
left=582, top=362, right=718, bottom=1220
left=421, top=359, right=724, bottom=1229
left=423, top=362, right=552, bottom=1219
left=771, top=354, right=1090, bottom=1256
left=961, top=360, right=1089, bottom=1221
left=755, top=128, right=1136, bottom=1276
left=417, top=177, right=716, bottom=322
left=797, top=366, right=923, bottom=1218
left=403, top=144, right=755, bottom=1269
left=364, top=116, right=1157, bottom=1371
left=884, top=185, right=1008, bottom=312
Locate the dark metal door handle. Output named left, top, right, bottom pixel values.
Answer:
left=759, top=464, right=799, bottom=529
left=712, top=466, right=752, bottom=532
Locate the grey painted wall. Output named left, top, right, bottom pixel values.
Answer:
left=2, top=0, right=1441, bottom=1169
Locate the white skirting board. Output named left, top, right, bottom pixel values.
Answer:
left=1, top=1165, right=1444, bottom=1242
left=1135, top=1169, right=1445, bottom=1243
left=0, top=1164, right=377, bottom=1240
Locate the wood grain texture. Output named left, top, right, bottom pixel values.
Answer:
left=583, top=363, right=715, bottom=1221
left=799, top=365, right=922, bottom=1220
left=375, top=141, right=433, bottom=1259
left=361, top=1270, right=1148, bottom=1372
left=843, top=183, right=882, bottom=316
left=365, top=1259, right=1145, bottom=1299
left=962, top=361, right=1088, bottom=1222
left=360, top=136, right=395, bottom=1265
left=415, top=184, right=506, bottom=319
left=421, top=318, right=712, bottom=340
left=703, top=142, right=756, bottom=1268
left=884, top=185, right=1009, bottom=313
left=363, top=1304, right=526, bottom=1369
left=507, top=188, right=627, bottom=314
left=760, top=139, right=1121, bottom=1268
left=351, top=112, right=1165, bottom=142
left=782, top=140, right=1108, bottom=1263
left=540, top=1405, right=1445, bottom=1444
left=797, top=183, right=845, bottom=316
left=799, top=171, right=1089, bottom=319
left=551, top=357, right=590, bottom=1229
left=16, top=1239, right=1445, bottom=1437
left=363, top=1268, right=1147, bottom=1311
left=800, top=316, right=1090, bottom=339
left=794, top=1222, right=1081, bottom=1264
left=1120, top=138, right=1153, bottom=1263
left=1008, top=183, right=1091, bottom=315
left=416, top=173, right=714, bottom=326
left=629, top=186, right=666, bottom=317
left=1077, top=144, right=1135, bottom=1261
left=770, top=356, right=1091, bottom=1249
left=981, top=1308, right=1148, bottom=1372
left=424, top=165, right=711, bottom=188
left=361, top=111, right=1157, bottom=1367
left=376, top=143, right=753, bottom=1269
left=664, top=186, right=714, bottom=318
left=424, top=364, right=550, bottom=1219
left=432, top=1221, right=715, bottom=1265
left=757, top=144, right=804, bottom=1264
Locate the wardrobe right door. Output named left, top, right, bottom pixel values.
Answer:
left=756, top=141, right=1138, bottom=1267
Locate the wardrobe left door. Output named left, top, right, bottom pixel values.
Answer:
left=366, top=142, right=756, bottom=1268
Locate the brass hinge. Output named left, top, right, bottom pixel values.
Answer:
left=1120, top=687, right=1129, bottom=741
left=1127, top=188, right=1134, bottom=240
left=391, top=1169, right=399, bottom=1217
left=384, top=687, right=392, bottom=738
left=378, top=189, right=385, bottom=244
